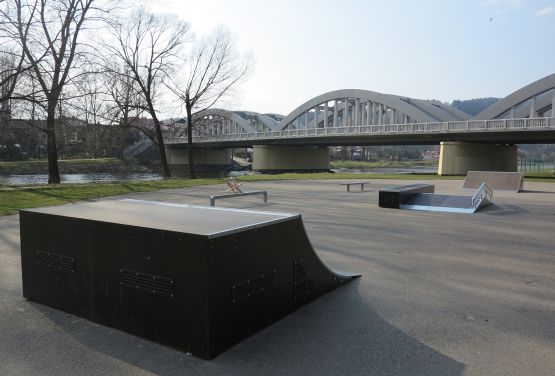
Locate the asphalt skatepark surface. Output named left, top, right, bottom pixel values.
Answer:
left=1, top=179, right=554, bottom=375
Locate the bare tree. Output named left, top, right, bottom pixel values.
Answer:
left=104, top=63, right=155, bottom=144
left=0, top=50, right=21, bottom=110
left=168, top=28, right=251, bottom=178
left=0, top=0, right=101, bottom=183
left=104, top=9, right=190, bottom=178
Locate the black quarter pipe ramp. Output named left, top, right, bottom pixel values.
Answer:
left=19, top=199, right=358, bottom=359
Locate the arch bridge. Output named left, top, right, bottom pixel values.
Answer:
left=165, top=74, right=555, bottom=174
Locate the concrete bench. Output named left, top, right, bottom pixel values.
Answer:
left=340, top=181, right=370, bottom=192
left=210, top=191, right=268, bottom=206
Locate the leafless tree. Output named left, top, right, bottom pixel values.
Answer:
left=104, top=9, right=190, bottom=178
left=103, top=63, right=152, bottom=141
left=168, top=28, right=251, bottom=178
left=0, top=50, right=20, bottom=111
left=0, top=0, right=101, bottom=183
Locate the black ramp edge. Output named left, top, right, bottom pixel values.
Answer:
left=206, top=216, right=360, bottom=358
left=19, top=201, right=359, bottom=360
left=379, top=184, right=435, bottom=208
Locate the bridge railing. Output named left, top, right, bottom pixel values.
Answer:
left=169, top=117, right=555, bottom=144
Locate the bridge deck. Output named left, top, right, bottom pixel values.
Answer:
left=166, top=117, right=555, bottom=148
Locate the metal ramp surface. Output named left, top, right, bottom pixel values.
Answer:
left=402, top=193, right=478, bottom=213
left=381, top=182, right=493, bottom=213
left=463, top=171, right=523, bottom=192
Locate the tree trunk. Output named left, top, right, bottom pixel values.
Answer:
left=46, top=107, right=61, bottom=184
left=186, top=103, right=197, bottom=179
left=151, top=115, right=171, bottom=178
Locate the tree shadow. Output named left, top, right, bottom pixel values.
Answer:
left=14, top=282, right=465, bottom=376
left=519, top=190, right=555, bottom=194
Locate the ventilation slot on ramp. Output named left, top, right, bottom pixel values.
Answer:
left=293, top=260, right=312, bottom=300
left=232, top=271, right=276, bottom=303
left=36, top=250, right=75, bottom=272
left=120, top=269, right=175, bottom=297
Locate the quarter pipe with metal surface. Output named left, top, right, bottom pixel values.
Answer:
left=19, top=200, right=358, bottom=359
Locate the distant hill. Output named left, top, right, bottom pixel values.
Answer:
left=451, top=97, right=500, bottom=117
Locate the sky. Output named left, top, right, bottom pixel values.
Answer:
left=147, top=0, right=555, bottom=116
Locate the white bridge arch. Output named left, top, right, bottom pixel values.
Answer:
left=178, top=89, right=471, bottom=138
left=164, top=73, right=555, bottom=144
left=277, top=89, right=470, bottom=131
left=187, top=108, right=284, bottom=137
left=474, top=73, right=555, bottom=120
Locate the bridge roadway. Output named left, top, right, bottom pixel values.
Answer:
left=165, top=117, right=555, bottom=149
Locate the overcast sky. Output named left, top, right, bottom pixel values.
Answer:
left=149, top=0, right=555, bottom=116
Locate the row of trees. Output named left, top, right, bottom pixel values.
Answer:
left=0, top=0, right=251, bottom=183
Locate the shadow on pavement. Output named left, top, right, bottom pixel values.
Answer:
left=16, top=281, right=465, bottom=376
left=479, top=204, right=529, bottom=216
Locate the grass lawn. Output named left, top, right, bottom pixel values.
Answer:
left=1, top=171, right=554, bottom=216
left=0, top=178, right=221, bottom=216
left=330, top=159, right=438, bottom=169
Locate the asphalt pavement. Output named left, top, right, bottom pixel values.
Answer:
left=1, top=178, right=554, bottom=375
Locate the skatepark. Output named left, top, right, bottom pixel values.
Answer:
left=1, top=178, right=554, bottom=375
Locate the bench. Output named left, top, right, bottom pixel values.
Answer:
left=210, top=191, right=268, bottom=206
left=340, top=181, right=370, bottom=192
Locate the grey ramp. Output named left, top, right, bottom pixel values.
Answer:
left=463, top=171, right=523, bottom=192
left=388, top=182, right=494, bottom=213
left=401, top=193, right=477, bottom=213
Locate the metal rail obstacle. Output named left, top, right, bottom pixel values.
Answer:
left=210, top=191, right=267, bottom=206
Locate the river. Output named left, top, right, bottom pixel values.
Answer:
left=0, top=173, right=162, bottom=186
left=2, top=164, right=552, bottom=186
left=0, top=170, right=252, bottom=186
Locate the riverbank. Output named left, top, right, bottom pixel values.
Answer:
left=0, top=158, right=152, bottom=175
left=1, top=158, right=435, bottom=175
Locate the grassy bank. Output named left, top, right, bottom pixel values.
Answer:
left=330, top=159, right=438, bottom=169
left=238, top=172, right=454, bottom=182
left=2, top=171, right=554, bottom=216
left=0, top=178, right=222, bottom=216
left=0, top=158, right=150, bottom=174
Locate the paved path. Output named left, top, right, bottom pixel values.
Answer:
left=1, top=179, right=554, bottom=375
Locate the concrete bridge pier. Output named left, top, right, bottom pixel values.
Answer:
left=252, top=145, right=330, bottom=172
left=438, top=141, right=517, bottom=175
left=165, top=147, right=233, bottom=172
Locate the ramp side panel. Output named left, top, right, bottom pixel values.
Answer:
left=404, top=193, right=473, bottom=209
left=207, top=217, right=358, bottom=359
left=463, top=171, right=523, bottom=192
left=400, top=204, right=475, bottom=213
left=20, top=210, right=212, bottom=358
